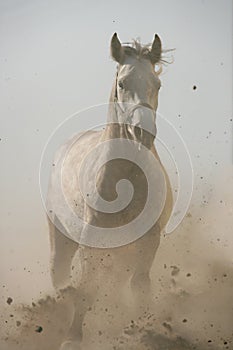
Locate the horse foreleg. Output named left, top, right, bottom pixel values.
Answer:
left=60, top=252, right=98, bottom=350
left=130, top=225, right=160, bottom=309
left=48, top=216, right=79, bottom=289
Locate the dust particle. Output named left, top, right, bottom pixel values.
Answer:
left=35, top=326, right=43, bottom=333
left=170, top=265, right=180, bottom=276
left=7, top=297, right=13, bottom=305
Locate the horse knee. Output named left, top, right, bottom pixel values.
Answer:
left=131, top=272, right=151, bottom=291
left=50, top=256, right=72, bottom=289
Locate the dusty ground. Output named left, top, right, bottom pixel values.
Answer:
left=1, top=218, right=233, bottom=350
left=1, top=171, right=233, bottom=350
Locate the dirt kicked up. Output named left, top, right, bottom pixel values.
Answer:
left=1, top=170, right=232, bottom=350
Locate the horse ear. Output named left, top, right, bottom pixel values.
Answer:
left=150, top=34, right=162, bottom=65
left=111, top=33, right=124, bottom=63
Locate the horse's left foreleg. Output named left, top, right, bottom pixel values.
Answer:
left=130, top=225, right=160, bottom=306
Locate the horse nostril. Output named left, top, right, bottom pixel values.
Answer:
left=133, top=125, right=144, bottom=145
left=134, top=126, right=142, bottom=140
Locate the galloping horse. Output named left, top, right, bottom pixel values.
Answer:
left=47, top=33, right=173, bottom=350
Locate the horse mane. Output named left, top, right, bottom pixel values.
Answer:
left=121, top=39, right=173, bottom=75
left=122, top=40, right=151, bottom=59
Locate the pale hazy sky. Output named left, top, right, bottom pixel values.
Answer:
left=0, top=0, right=232, bottom=301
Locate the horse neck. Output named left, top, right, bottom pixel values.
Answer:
left=95, top=86, right=138, bottom=196
left=101, top=82, right=128, bottom=141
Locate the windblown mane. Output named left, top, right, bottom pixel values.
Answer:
left=122, top=39, right=173, bottom=74
left=122, top=40, right=151, bottom=59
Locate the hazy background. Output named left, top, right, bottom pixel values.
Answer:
left=0, top=0, right=232, bottom=331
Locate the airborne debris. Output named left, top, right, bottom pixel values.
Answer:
left=35, top=325, right=43, bottom=333
left=170, top=266, right=180, bottom=276
left=7, top=297, right=13, bottom=305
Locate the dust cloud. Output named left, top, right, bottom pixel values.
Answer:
left=1, top=168, right=232, bottom=350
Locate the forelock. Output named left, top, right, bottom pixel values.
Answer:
left=122, top=40, right=151, bottom=60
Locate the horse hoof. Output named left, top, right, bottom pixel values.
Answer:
left=60, top=340, right=82, bottom=350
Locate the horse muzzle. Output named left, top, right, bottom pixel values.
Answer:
left=127, top=104, right=157, bottom=149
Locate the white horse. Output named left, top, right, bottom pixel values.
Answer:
left=47, top=33, right=173, bottom=350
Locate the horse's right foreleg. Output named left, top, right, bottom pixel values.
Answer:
left=60, top=251, right=99, bottom=350
left=48, top=216, right=79, bottom=289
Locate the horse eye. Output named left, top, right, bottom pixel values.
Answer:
left=118, top=81, right=124, bottom=89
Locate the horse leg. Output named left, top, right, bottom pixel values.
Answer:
left=60, top=288, right=95, bottom=349
left=130, top=225, right=160, bottom=309
left=48, top=216, right=79, bottom=289
left=60, top=250, right=99, bottom=350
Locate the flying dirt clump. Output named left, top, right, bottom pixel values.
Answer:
left=113, top=313, right=217, bottom=350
